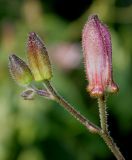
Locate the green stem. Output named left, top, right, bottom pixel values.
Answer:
left=43, top=80, right=101, bottom=134
left=98, top=96, right=125, bottom=160
left=43, top=80, right=125, bottom=160
left=101, top=132, right=125, bottom=160
left=98, top=96, right=108, bottom=132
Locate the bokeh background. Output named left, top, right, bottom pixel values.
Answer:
left=0, top=0, right=132, bottom=159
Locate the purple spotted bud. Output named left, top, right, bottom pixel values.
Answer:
left=27, top=32, right=52, bottom=81
left=9, top=54, right=33, bottom=86
left=82, top=15, right=118, bottom=97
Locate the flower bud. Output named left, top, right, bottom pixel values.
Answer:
left=82, top=15, right=118, bottom=97
left=9, top=54, right=33, bottom=86
left=21, top=88, right=35, bottom=100
left=27, top=32, right=52, bottom=81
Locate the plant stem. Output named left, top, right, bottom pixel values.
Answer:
left=98, top=96, right=125, bottom=160
left=43, top=80, right=125, bottom=160
left=101, top=132, right=125, bottom=160
left=98, top=96, right=108, bottom=132
left=43, top=80, right=101, bottom=134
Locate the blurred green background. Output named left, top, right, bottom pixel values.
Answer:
left=0, top=0, right=132, bottom=159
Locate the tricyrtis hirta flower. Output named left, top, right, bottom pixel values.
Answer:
left=9, top=54, right=33, bottom=86
left=82, top=15, right=118, bottom=97
left=27, top=32, right=52, bottom=81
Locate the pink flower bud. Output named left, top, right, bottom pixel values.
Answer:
left=82, top=15, right=118, bottom=97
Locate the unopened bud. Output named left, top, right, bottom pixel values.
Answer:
left=9, top=54, right=33, bottom=86
left=21, top=88, right=35, bottom=100
left=82, top=15, right=118, bottom=97
left=27, top=32, right=52, bottom=81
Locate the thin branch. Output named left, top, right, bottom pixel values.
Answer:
left=43, top=80, right=101, bottom=134
left=98, top=96, right=125, bottom=160
left=42, top=80, right=125, bottom=159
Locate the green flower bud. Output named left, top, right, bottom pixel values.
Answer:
left=9, top=54, right=33, bottom=86
left=27, top=32, right=52, bottom=81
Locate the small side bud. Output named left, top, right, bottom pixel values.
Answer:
left=21, top=88, right=35, bottom=100
left=27, top=32, right=52, bottom=81
left=9, top=54, right=33, bottom=86
left=35, top=89, right=53, bottom=99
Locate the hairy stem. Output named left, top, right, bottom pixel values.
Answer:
left=101, top=132, right=125, bottom=160
left=43, top=80, right=101, bottom=134
left=98, top=96, right=125, bottom=160
left=98, top=96, right=108, bottom=132
left=43, top=80, right=125, bottom=160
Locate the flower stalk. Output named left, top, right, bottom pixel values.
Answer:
left=43, top=80, right=100, bottom=134
left=43, top=80, right=125, bottom=160
left=98, top=96, right=125, bottom=160
left=98, top=96, right=108, bottom=132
